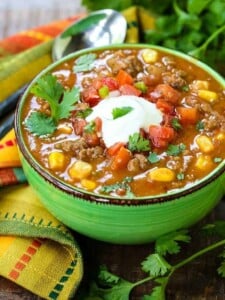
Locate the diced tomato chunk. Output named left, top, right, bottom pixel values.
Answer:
left=151, top=84, right=180, bottom=104
left=73, top=118, right=87, bottom=135
left=94, top=117, right=102, bottom=133
left=83, top=132, right=100, bottom=147
left=93, top=77, right=119, bottom=91
left=149, top=125, right=175, bottom=148
left=119, top=84, right=142, bottom=96
left=116, top=69, right=133, bottom=85
left=107, top=142, right=125, bottom=156
left=176, top=106, right=198, bottom=125
left=82, top=86, right=100, bottom=107
left=111, top=146, right=132, bottom=171
left=156, top=99, right=174, bottom=114
left=101, top=77, right=119, bottom=91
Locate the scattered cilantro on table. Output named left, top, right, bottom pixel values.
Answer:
left=77, top=222, right=225, bottom=299
left=25, top=74, right=79, bottom=136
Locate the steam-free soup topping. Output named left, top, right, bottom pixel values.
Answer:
left=22, top=47, right=225, bottom=198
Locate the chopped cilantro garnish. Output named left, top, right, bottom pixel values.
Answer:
left=148, top=152, right=160, bottom=164
left=214, top=157, right=223, bottom=163
left=166, top=143, right=186, bottom=156
left=171, top=118, right=182, bottom=131
left=128, top=133, right=151, bottom=152
left=100, top=177, right=134, bottom=197
left=25, top=112, right=56, bottom=136
left=84, top=120, right=96, bottom=133
left=76, top=108, right=93, bottom=118
left=27, top=74, right=79, bottom=136
left=73, top=53, right=96, bottom=73
left=196, top=120, right=205, bottom=131
left=177, top=173, right=185, bottom=180
left=112, top=106, right=133, bottom=120
left=181, top=85, right=189, bottom=92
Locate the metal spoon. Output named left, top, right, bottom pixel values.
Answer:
left=0, top=9, right=127, bottom=138
left=52, top=9, right=127, bottom=61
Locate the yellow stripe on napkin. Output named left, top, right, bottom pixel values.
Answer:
left=0, top=40, right=53, bottom=102
left=0, top=129, right=21, bottom=168
left=0, top=236, right=15, bottom=256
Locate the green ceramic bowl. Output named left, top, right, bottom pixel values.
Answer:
left=15, top=44, right=225, bottom=244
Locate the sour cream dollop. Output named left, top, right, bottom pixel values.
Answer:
left=86, top=95, right=163, bottom=148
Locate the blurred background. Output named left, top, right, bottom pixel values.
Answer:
left=0, top=0, right=86, bottom=38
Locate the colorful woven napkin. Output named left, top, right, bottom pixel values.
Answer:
left=0, top=6, right=155, bottom=299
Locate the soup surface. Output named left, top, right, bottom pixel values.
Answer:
left=21, top=47, right=225, bottom=198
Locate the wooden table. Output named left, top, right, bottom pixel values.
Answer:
left=1, top=1, right=225, bottom=299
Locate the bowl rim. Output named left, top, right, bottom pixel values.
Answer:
left=15, top=43, right=225, bottom=206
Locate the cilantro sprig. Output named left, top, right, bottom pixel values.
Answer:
left=77, top=222, right=225, bottom=299
left=128, top=132, right=151, bottom=152
left=25, top=74, right=79, bottom=136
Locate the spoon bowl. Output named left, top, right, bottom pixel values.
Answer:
left=52, top=9, right=127, bottom=61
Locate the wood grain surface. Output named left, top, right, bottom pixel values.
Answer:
left=1, top=1, right=225, bottom=299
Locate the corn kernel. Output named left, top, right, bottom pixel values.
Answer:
left=195, top=154, right=213, bottom=171
left=81, top=179, right=97, bottom=190
left=68, top=160, right=92, bottom=180
left=148, top=167, right=175, bottom=182
left=58, top=126, right=73, bottom=134
left=191, top=80, right=209, bottom=90
left=215, top=132, right=225, bottom=141
left=196, top=135, right=214, bottom=153
left=48, top=152, right=66, bottom=171
left=198, top=90, right=218, bottom=102
left=142, top=49, right=158, bottom=63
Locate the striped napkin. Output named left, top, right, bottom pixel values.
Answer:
left=0, top=6, right=155, bottom=299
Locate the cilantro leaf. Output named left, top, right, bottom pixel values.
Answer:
left=84, top=121, right=96, bottom=133
left=73, top=53, right=97, bottom=73
left=112, top=106, right=133, bottom=119
left=29, top=74, right=79, bottom=135
left=30, top=74, right=64, bottom=115
left=202, top=221, right=225, bottom=238
left=100, top=177, right=134, bottom=198
left=143, top=285, right=165, bottom=300
left=128, top=133, right=151, bottom=152
left=218, top=260, right=225, bottom=278
left=196, top=120, right=205, bottom=131
left=25, top=112, right=56, bottom=136
left=177, top=173, right=185, bottom=180
left=155, top=229, right=191, bottom=256
left=171, top=118, right=182, bottom=131
left=76, top=108, right=93, bottom=118
left=84, top=266, right=133, bottom=300
left=166, top=143, right=186, bottom=156
left=141, top=253, right=171, bottom=277
left=148, top=152, right=160, bottom=164
left=214, top=157, right=223, bottom=163
left=56, top=87, right=80, bottom=120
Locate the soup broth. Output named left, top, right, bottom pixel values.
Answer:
left=21, top=47, right=225, bottom=198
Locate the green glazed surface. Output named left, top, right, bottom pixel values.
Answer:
left=16, top=44, right=225, bottom=244
left=20, top=155, right=224, bottom=244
